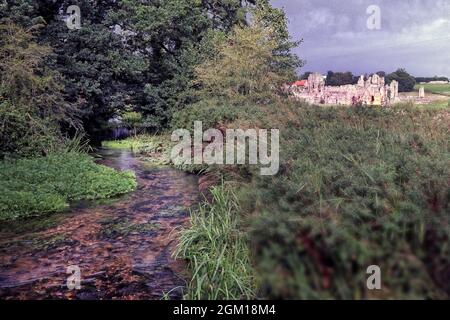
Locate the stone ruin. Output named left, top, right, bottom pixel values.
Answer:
left=419, top=86, right=425, bottom=99
left=288, top=73, right=400, bottom=107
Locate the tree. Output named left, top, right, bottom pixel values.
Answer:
left=0, top=22, right=77, bottom=157
left=1, top=1, right=255, bottom=135
left=301, top=72, right=313, bottom=80
left=193, top=19, right=297, bottom=104
left=104, top=0, right=271, bottom=130
left=1, top=0, right=145, bottom=141
left=326, top=71, right=355, bottom=86
left=252, top=0, right=303, bottom=80
left=386, top=69, right=416, bottom=92
left=1, top=0, right=291, bottom=138
left=415, top=76, right=449, bottom=83
left=122, top=110, right=143, bottom=137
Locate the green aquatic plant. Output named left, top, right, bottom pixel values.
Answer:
left=99, top=218, right=161, bottom=238
left=0, top=152, right=137, bottom=222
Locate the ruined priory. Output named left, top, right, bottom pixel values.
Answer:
left=289, top=73, right=399, bottom=106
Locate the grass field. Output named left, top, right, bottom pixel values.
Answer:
left=397, top=99, right=450, bottom=111
left=415, top=83, right=450, bottom=97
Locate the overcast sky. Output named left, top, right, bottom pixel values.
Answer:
left=271, top=0, right=450, bottom=77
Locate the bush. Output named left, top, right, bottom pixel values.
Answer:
left=0, top=152, right=137, bottom=221
left=0, top=23, right=78, bottom=158
left=122, top=110, right=143, bottom=137
left=0, top=101, right=64, bottom=158
left=171, top=99, right=240, bottom=130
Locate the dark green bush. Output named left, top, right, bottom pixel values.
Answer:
left=171, top=99, right=240, bottom=130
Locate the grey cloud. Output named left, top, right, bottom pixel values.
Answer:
left=271, top=0, right=450, bottom=76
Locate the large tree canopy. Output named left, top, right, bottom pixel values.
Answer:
left=194, top=18, right=300, bottom=103
left=0, top=0, right=298, bottom=142
left=0, top=22, right=75, bottom=157
left=386, top=68, right=417, bottom=92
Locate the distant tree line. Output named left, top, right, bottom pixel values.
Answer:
left=415, top=76, right=449, bottom=83
left=325, top=71, right=356, bottom=86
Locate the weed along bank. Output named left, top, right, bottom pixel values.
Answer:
left=171, top=121, right=280, bottom=176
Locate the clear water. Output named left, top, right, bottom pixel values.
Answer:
left=0, top=149, right=199, bottom=299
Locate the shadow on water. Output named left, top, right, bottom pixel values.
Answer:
left=0, top=149, right=199, bottom=299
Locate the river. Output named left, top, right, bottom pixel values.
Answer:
left=0, top=149, right=199, bottom=299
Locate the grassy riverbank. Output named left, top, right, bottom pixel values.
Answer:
left=176, top=186, right=257, bottom=299
left=102, top=135, right=174, bottom=167
left=172, top=102, right=450, bottom=299
left=0, top=152, right=137, bottom=222
left=101, top=102, right=449, bottom=299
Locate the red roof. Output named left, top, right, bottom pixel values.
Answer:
left=292, top=80, right=307, bottom=87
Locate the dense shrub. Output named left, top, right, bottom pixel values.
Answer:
left=386, top=68, right=416, bottom=92
left=171, top=100, right=240, bottom=130
left=0, top=23, right=78, bottom=158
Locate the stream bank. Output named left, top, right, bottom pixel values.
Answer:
left=0, top=148, right=199, bottom=299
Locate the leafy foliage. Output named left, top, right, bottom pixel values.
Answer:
left=193, top=18, right=300, bottom=104
left=415, top=76, right=449, bottom=83
left=386, top=68, right=417, bottom=92
left=1, top=0, right=271, bottom=136
left=245, top=105, right=450, bottom=299
left=122, top=110, right=143, bottom=137
left=171, top=99, right=240, bottom=130
left=0, top=22, right=78, bottom=157
left=325, top=71, right=356, bottom=86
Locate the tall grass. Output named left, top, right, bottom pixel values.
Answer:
left=102, top=136, right=143, bottom=151
left=172, top=101, right=449, bottom=299
left=62, top=133, right=93, bottom=153
left=247, top=105, right=450, bottom=299
left=175, top=185, right=257, bottom=299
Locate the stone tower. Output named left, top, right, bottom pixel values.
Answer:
left=419, top=86, right=425, bottom=99
left=307, top=73, right=325, bottom=93
left=389, top=80, right=399, bottom=102
left=357, top=75, right=365, bottom=87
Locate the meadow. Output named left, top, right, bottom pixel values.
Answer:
left=415, top=83, right=450, bottom=97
